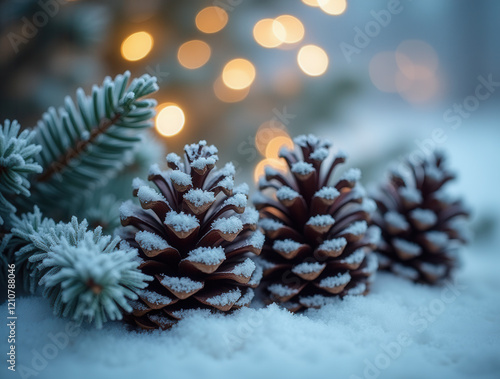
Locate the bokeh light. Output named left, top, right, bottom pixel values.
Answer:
left=155, top=103, right=185, bottom=137
left=120, top=31, right=153, bottom=61
left=253, top=19, right=285, bottom=48
left=396, top=40, right=439, bottom=80
left=255, top=121, right=290, bottom=156
left=254, top=158, right=288, bottom=183
left=369, top=51, right=399, bottom=92
left=265, top=135, right=294, bottom=159
left=195, top=6, right=228, bottom=34
left=275, top=15, right=305, bottom=44
left=302, top=0, right=320, bottom=7
left=177, top=40, right=211, bottom=69
left=297, top=45, right=329, bottom=76
left=222, top=59, right=256, bottom=90
left=318, top=0, right=347, bottom=15
left=213, top=76, right=250, bottom=103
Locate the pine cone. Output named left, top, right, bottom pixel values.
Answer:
left=254, top=135, right=379, bottom=312
left=120, top=141, right=263, bottom=329
left=372, top=151, right=470, bottom=284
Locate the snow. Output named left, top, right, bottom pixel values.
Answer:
left=166, top=152, right=182, bottom=167
left=132, top=177, right=147, bottom=190
left=385, top=211, right=410, bottom=230
left=276, top=186, right=300, bottom=201
left=273, top=239, right=301, bottom=254
left=137, top=290, right=173, bottom=305
left=170, top=170, right=192, bottom=186
left=247, top=265, right=263, bottom=287
left=235, top=289, right=255, bottom=307
left=218, top=176, right=234, bottom=191
left=119, top=201, right=136, bottom=220
left=399, top=186, right=423, bottom=204
left=238, top=207, right=259, bottom=225
left=184, top=189, right=215, bottom=207
left=344, top=221, right=368, bottom=236
left=292, top=262, right=326, bottom=275
left=212, top=216, right=243, bottom=234
left=219, top=162, right=236, bottom=177
left=291, top=161, right=314, bottom=175
left=346, top=283, right=367, bottom=296
left=309, top=147, right=329, bottom=161
left=231, top=258, right=256, bottom=278
left=391, top=263, right=419, bottom=280
left=319, top=272, right=351, bottom=288
left=410, top=208, right=438, bottom=227
left=247, top=231, right=265, bottom=249
left=160, top=275, right=203, bottom=293
left=299, top=294, right=336, bottom=308
left=318, top=237, right=347, bottom=252
left=350, top=185, right=367, bottom=199
left=268, top=284, right=298, bottom=297
left=425, top=231, right=449, bottom=248
left=223, top=193, right=247, bottom=208
left=340, top=249, right=365, bottom=265
left=186, top=247, right=225, bottom=265
left=233, top=183, right=249, bottom=195
left=191, top=156, right=218, bottom=170
left=135, top=231, right=169, bottom=250
left=148, top=163, right=162, bottom=176
left=420, top=262, right=447, bottom=277
left=137, top=186, right=165, bottom=203
left=206, top=288, right=241, bottom=306
left=360, top=198, right=377, bottom=214
left=340, top=168, right=361, bottom=182
left=314, top=186, right=340, bottom=200
left=258, top=218, right=283, bottom=231
left=307, top=215, right=335, bottom=227
left=164, top=211, right=199, bottom=232
left=393, top=238, right=422, bottom=256
left=362, top=254, right=379, bottom=275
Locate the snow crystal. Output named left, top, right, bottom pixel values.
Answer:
left=239, top=208, right=259, bottom=225
left=231, top=258, right=256, bottom=277
left=425, top=231, right=449, bottom=247
left=294, top=134, right=320, bottom=147
left=343, top=221, right=367, bottom=236
left=309, top=147, right=329, bottom=161
left=149, top=314, right=175, bottom=326
left=253, top=257, right=275, bottom=270
left=299, top=295, right=336, bottom=308
left=164, top=211, right=199, bottom=232
left=186, top=247, right=225, bottom=265
left=385, top=211, right=410, bottom=230
left=135, top=231, right=169, bottom=251
left=218, top=176, right=234, bottom=191
left=206, top=288, right=241, bottom=306
left=184, top=189, right=215, bottom=207
left=233, top=183, right=249, bottom=195
left=340, top=168, right=361, bottom=182
left=392, top=263, right=419, bottom=280
left=268, top=284, right=298, bottom=297
left=292, top=262, right=325, bottom=275
left=191, top=156, right=218, bottom=170
left=420, top=262, right=447, bottom=277
left=219, top=162, right=235, bottom=177
left=166, top=153, right=182, bottom=166
left=291, top=161, right=314, bottom=175
left=119, top=201, right=136, bottom=220
left=276, top=186, right=300, bottom=201
left=258, top=218, right=283, bottom=231
left=171, top=309, right=211, bottom=320
left=340, top=249, right=365, bottom=265
left=393, top=238, right=422, bottom=256
left=247, top=265, right=263, bottom=287
left=224, top=193, right=247, bottom=208
left=212, top=216, right=243, bottom=234
left=314, top=187, right=340, bottom=200
left=362, top=254, right=379, bottom=274
left=273, top=239, right=301, bottom=253
left=318, top=237, right=347, bottom=252
left=319, top=272, right=351, bottom=288
left=235, top=289, right=255, bottom=307
left=307, top=215, right=335, bottom=227
left=360, top=198, right=377, bottom=213
left=138, top=290, right=173, bottom=305
left=132, top=177, right=147, bottom=190
left=129, top=301, right=148, bottom=311
left=410, top=208, right=437, bottom=226
left=148, top=163, right=162, bottom=176
left=346, top=283, right=366, bottom=296
left=138, top=186, right=165, bottom=203
left=170, top=170, right=192, bottom=186
left=247, top=231, right=265, bottom=249
left=399, top=186, right=422, bottom=203
left=160, top=276, right=203, bottom=293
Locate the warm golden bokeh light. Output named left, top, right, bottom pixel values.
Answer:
left=177, top=40, right=211, bottom=69
left=121, top=31, right=153, bottom=61
left=275, top=15, right=305, bottom=44
left=302, top=0, right=320, bottom=7
left=255, top=121, right=289, bottom=156
left=195, top=6, right=228, bottom=34
left=213, top=76, right=250, bottom=103
left=396, top=40, right=439, bottom=79
left=222, top=58, right=256, bottom=90
left=297, top=45, right=329, bottom=76
left=254, top=158, right=288, bottom=183
left=369, top=51, right=399, bottom=92
left=318, top=0, right=347, bottom=15
left=155, top=103, right=185, bottom=137
left=265, top=135, right=294, bottom=159
left=253, top=19, right=285, bottom=48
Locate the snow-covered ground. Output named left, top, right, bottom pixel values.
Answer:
left=2, top=108, right=499, bottom=379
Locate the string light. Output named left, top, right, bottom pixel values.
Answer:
left=155, top=103, right=185, bottom=137
left=195, top=6, right=228, bottom=34
left=213, top=76, right=250, bottom=103
left=222, top=59, right=256, bottom=90
left=274, top=15, right=304, bottom=44
left=177, top=40, right=211, bottom=69
left=253, top=18, right=285, bottom=48
left=318, top=0, right=347, bottom=15
left=297, top=45, right=329, bottom=76
left=121, top=31, right=153, bottom=61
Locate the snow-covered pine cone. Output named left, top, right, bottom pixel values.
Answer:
left=254, top=135, right=379, bottom=312
left=372, top=151, right=470, bottom=284
left=120, top=141, right=263, bottom=329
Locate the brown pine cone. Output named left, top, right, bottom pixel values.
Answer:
left=254, top=135, right=379, bottom=312
left=372, top=151, right=470, bottom=284
left=120, top=141, right=263, bottom=329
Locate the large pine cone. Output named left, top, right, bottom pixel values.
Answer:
left=372, top=151, right=469, bottom=284
left=120, top=141, right=263, bottom=329
left=254, top=135, right=379, bottom=312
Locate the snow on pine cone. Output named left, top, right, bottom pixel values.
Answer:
left=254, top=135, right=380, bottom=312
left=371, top=151, right=470, bottom=285
left=120, top=141, right=263, bottom=329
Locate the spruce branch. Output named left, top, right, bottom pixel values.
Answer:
left=0, top=120, right=42, bottom=225
left=24, top=71, right=158, bottom=214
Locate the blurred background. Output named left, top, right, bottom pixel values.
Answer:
left=1, top=0, right=499, bottom=243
